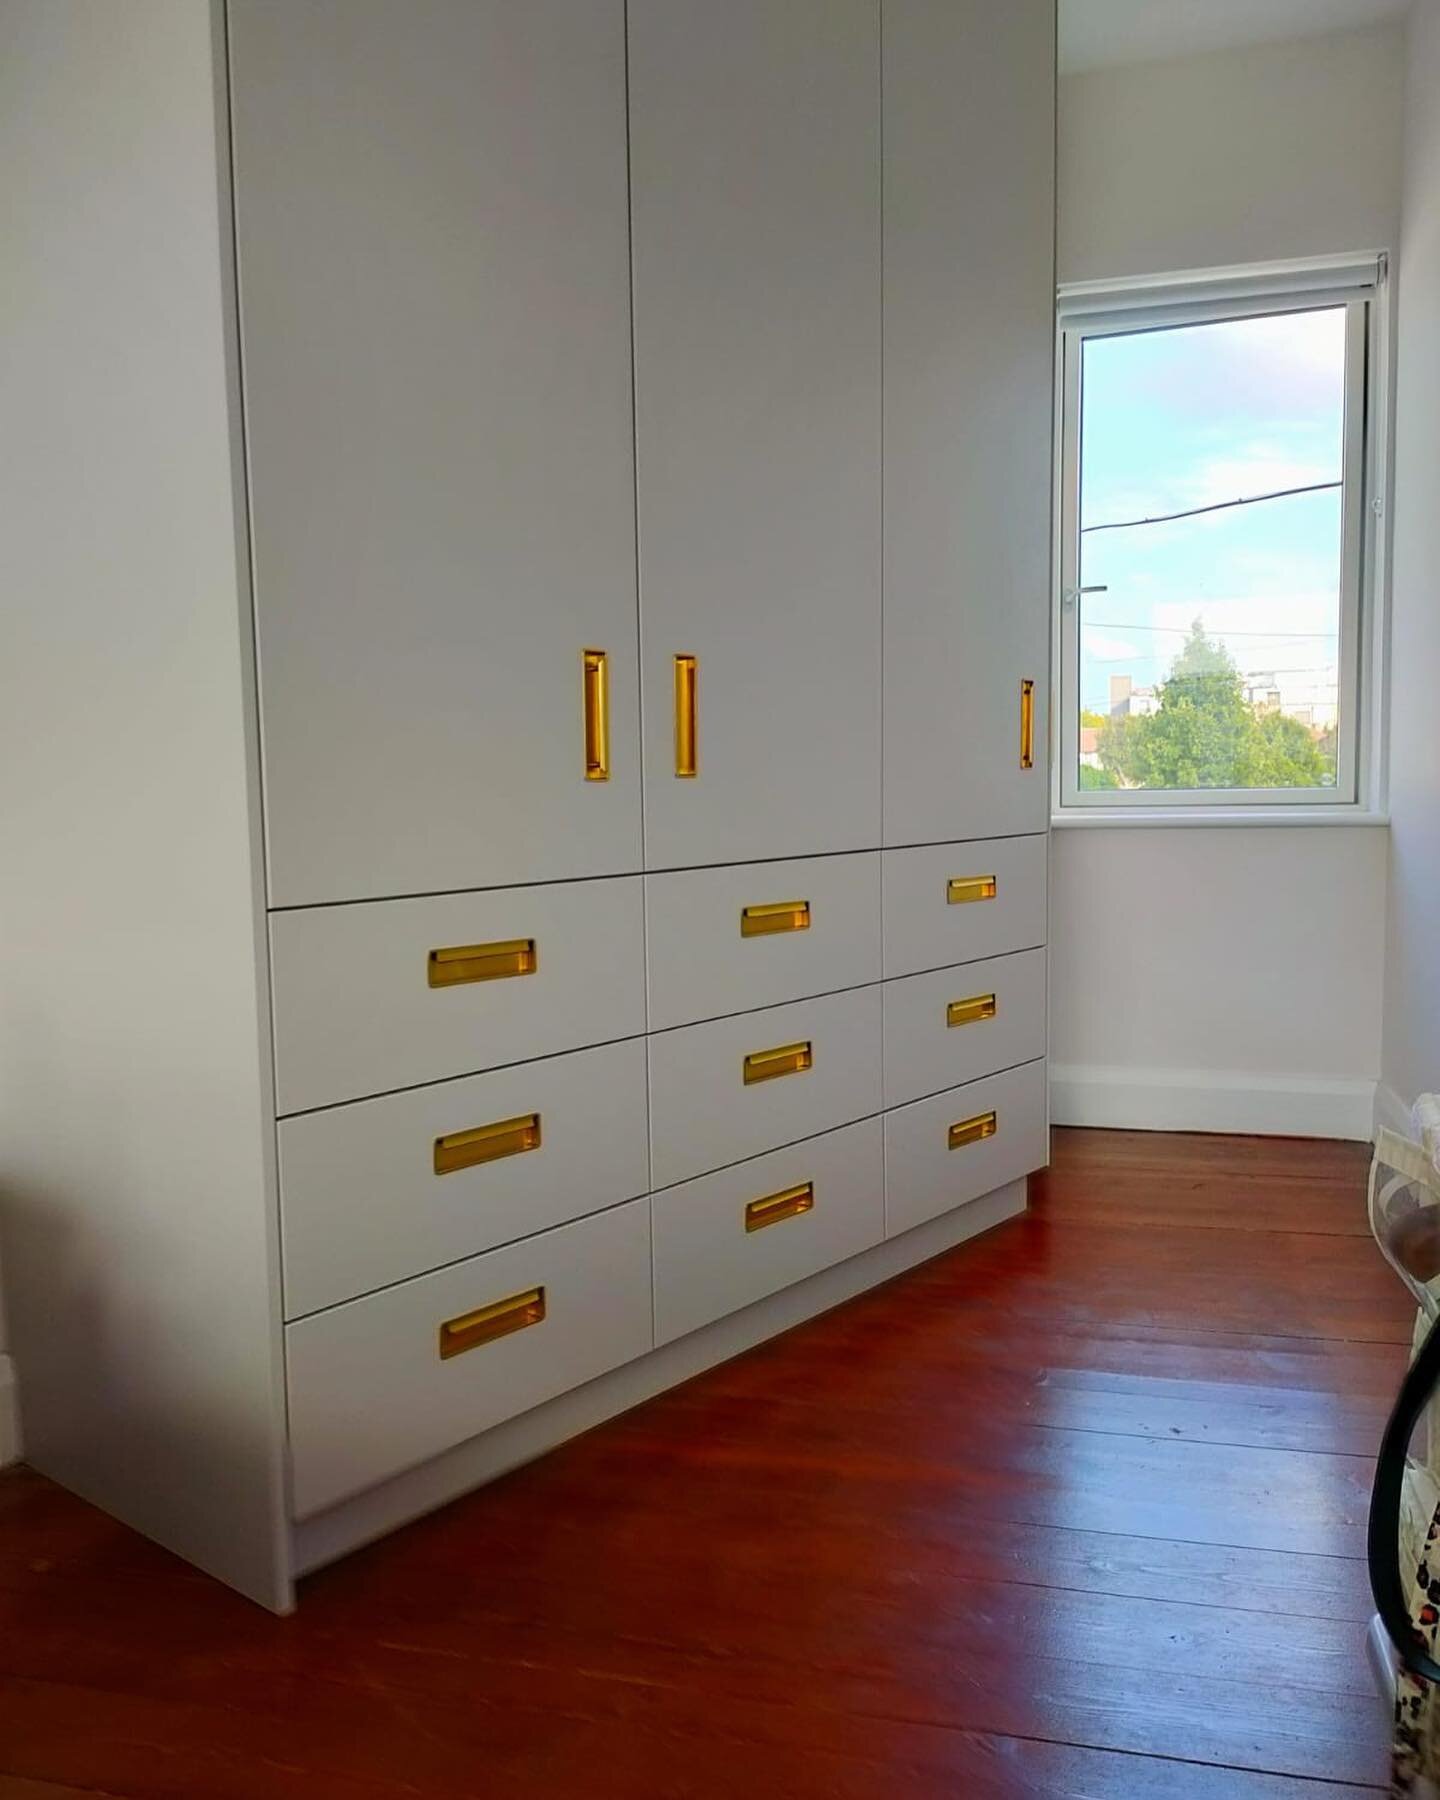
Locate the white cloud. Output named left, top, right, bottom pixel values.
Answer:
left=1082, top=632, right=1142, bottom=663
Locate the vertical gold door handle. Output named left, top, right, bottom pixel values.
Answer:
left=582, top=650, right=609, bottom=781
left=1020, top=678, right=1036, bottom=770
left=674, top=654, right=697, bottom=778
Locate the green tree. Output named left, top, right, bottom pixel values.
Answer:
left=1240, top=708, right=1332, bottom=788
left=1078, top=763, right=1120, bottom=790
left=1094, top=620, right=1331, bottom=791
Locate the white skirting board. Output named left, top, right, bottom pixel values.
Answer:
left=291, top=1177, right=1029, bottom=1579
left=0, top=1355, right=19, bottom=1468
left=1049, top=1063, right=1376, bottom=1141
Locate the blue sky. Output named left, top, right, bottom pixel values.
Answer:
left=1077, top=306, right=1346, bottom=718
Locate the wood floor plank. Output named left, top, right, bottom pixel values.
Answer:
left=1033, top=1165, right=1375, bottom=1236
left=0, top=1126, right=1399, bottom=1796
left=0, top=1781, right=137, bottom=1800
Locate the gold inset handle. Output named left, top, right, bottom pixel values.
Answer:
left=1020, top=678, right=1036, bottom=770
left=428, top=938, right=537, bottom=988
left=745, top=1181, right=815, bottom=1233
left=949, top=1110, right=998, bottom=1150
left=741, top=899, right=811, bottom=938
left=582, top=649, right=610, bottom=781
left=439, top=1286, right=546, bottom=1360
left=947, top=993, right=998, bottom=1029
left=742, top=1039, right=813, bottom=1085
left=434, top=1112, right=541, bottom=1176
left=947, top=875, right=997, bottom=905
left=674, top=654, right=697, bottom=777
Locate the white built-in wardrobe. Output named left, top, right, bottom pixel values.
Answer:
left=0, top=0, right=1055, bottom=1609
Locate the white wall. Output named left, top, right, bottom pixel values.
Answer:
left=1379, top=0, right=1440, bottom=1126
left=1051, top=827, right=1387, bottom=1137
left=1059, top=23, right=1405, bottom=282
left=1052, top=21, right=1403, bottom=1137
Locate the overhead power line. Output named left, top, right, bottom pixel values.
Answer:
left=1081, top=480, right=1342, bottom=535
left=1084, top=619, right=1337, bottom=640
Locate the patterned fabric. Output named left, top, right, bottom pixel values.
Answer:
left=1372, top=1128, right=1440, bottom=1797
left=1394, top=1495, right=1440, bottom=1797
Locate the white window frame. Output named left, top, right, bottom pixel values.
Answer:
left=1053, top=255, right=1388, bottom=822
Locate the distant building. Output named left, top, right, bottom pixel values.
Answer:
left=1079, top=726, right=1100, bottom=769
left=1241, top=670, right=1338, bottom=730
left=1109, top=673, right=1159, bottom=718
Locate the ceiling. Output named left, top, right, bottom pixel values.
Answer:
left=1060, top=0, right=1410, bottom=74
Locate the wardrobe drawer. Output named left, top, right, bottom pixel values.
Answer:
left=270, top=876, right=646, bottom=1114
left=286, top=1198, right=652, bottom=1518
left=648, top=985, right=881, bottom=1190
left=279, top=1039, right=649, bottom=1319
left=881, top=836, right=1047, bottom=979
left=645, top=853, right=881, bottom=1030
left=883, top=1059, right=1047, bottom=1239
left=652, top=1118, right=883, bottom=1345
left=882, top=949, right=1047, bottom=1109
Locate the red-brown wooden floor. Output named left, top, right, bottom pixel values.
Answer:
left=0, top=1128, right=1411, bottom=1798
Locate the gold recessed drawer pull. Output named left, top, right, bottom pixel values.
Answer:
left=949, top=1110, right=998, bottom=1151
left=582, top=649, right=610, bottom=781
left=947, top=875, right=997, bottom=905
left=740, top=899, right=811, bottom=938
left=433, top=1112, right=541, bottom=1176
left=438, top=1286, right=546, bottom=1360
left=745, top=1181, right=815, bottom=1233
left=947, top=992, right=998, bottom=1029
left=742, top=1039, right=813, bottom=1085
left=427, top=938, right=537, bottom=988
left=674, top=653, right=697, bottom=778
left=1020, top=677, right=1036, bottom=770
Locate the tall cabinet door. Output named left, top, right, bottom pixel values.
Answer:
left=882, top=0, right=1056, bottom=846
left=229, top=1, right=640, bottom=908
left=629, top=0, right=882, bottom=870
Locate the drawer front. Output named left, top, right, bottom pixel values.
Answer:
left=881, top=835, right=1047, bottom=979
left=883, top=1059, right=1047, bottom=1239
left=286, top=1198, right=652, bottom=1517
left=645, top=853, right=881, bottom=1030
left=649, top=985, right=882, bottom=1190
left=279, top=1039, right=650, bottom=1319
left=270, top=876, right=646, bottom=1114
left=882, top=949, right=1047, bottom=1109
left=653, top=1118, right=883, bottom=1345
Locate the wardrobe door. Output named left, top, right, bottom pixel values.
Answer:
left=882, top=0, right=1056, bottom=846
left=229, top=1, right=640, bottom=907
left=629, top=0, right=882, bottom=870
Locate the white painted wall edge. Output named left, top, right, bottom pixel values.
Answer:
left=1051, top=1064, right=1376, bottom=1140
left=0, top=1356, right=19, bottom=1469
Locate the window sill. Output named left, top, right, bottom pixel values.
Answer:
left=1051, top=807, right=1389, bottom=829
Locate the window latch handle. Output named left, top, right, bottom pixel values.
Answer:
left=1063, top=584, right=1108, bottom=610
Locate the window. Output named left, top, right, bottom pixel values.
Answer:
left=1056, top=262, right=1382, bottom=813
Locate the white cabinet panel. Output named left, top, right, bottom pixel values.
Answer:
left=652, top=1119, right=883, bottom=1345
left=649, top=986, right=881, bottom=1191
left=270, top=878, right=645, bottom=1114
left=882, top=0, right=1055, bottom=845
left=883, top=949, right=1047, bottom=1110
left=229, top=0, right=641, bottom=906
left=882, top=837, right=1047, bottom=979
left=629, top=0, right=882, bottom=869
left=287, top=1198, right=653, bottom=1517
left=883, top=1060, right=1048, bottom=1239
left=645, top=853, right=881, bottom=1031
left=279, top=1039, right=649, bottom=1319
